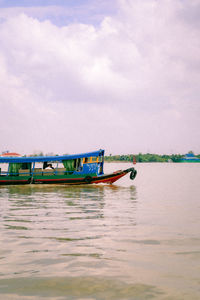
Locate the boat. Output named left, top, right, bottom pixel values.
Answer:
left=180, top=153, right=200, bottom=163
left=0, top=149, right=137, bottom=185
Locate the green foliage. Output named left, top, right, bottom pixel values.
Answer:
left=105, top=153, right=185, bottom=163
left=170, top=154, right=183, bottom=162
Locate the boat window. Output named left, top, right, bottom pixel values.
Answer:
left=62, top=160, right=75, bottom=172
left=43, top=162, right=55, bottom=170
left=91, top=157, right=97, bottom=163
left=0, top=163, right=8, bottom=176
left=83, top=157, right=88, bottom=163
left=21, top=163, right=32, bottom=170
left=83, top=157, right=98, bottom=164
left=9, top=163, right=22, bottom=175
left=77, top=158, right=81, bottom=169
left=74, top=158, right=81, bottom=170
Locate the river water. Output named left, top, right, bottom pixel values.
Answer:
left=0, top=163, right=200, bottom=299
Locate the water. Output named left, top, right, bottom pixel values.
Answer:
left=0, top=163, right=200, bottom=299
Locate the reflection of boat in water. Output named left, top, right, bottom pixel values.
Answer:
left=0, top=149, right=137, bottom=185
left=180, top=153, right=200, bottom=163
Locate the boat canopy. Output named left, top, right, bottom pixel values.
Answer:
left=0, top=149, right=104, bottom=164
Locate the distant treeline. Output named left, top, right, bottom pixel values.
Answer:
left=105, top=153, right=200, bottom=163
left=26, top=151, right=200, bottom=163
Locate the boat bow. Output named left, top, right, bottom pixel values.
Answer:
left=91, top=167, right=137, bottom=184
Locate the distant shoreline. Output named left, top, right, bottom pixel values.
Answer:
left=104, top=152, right=200, bottom=163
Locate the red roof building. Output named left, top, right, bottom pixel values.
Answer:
left=1, top=152, right=21, bottom=157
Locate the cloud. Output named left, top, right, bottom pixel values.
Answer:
left=0, top=0, right=200, bottom=155
left=0, top=1, right=117, bottom=26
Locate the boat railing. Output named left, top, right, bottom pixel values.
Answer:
left=54, top=168, right=66, bottom=175
left=0, top=167, right=95, bottom=176
left=42, top=169, right=55, bottom=176
left=0, top=170, right=22, bottom=176
left=19, top=169, right=30, bottom=176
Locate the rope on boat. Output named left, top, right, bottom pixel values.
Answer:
left=28, top=177, right=35, bottom=184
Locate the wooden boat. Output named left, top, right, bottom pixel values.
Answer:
left=0, top=150, right=137, bottom=185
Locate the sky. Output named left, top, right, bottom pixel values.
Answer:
left=0, top=0, right=200, bottom=155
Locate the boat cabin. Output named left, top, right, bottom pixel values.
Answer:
left=0, top=150, right=104, bottom=178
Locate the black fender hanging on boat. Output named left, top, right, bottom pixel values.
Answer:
left=130, top=169, right=137, bottom=180
left=84, top=176, right=92, bottom=184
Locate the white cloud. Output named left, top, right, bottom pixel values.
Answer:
left=0, top=1, right=117, bottom=26
left=0, top=0, right=200, bottom=155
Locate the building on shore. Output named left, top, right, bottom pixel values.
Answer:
left=180, top=153, right=200, bottom=163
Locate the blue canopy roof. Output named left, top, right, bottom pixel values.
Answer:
left=0, top=149, right=104, bottom=163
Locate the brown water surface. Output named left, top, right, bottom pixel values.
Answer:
left=0, top=163, right=200, bottom=299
